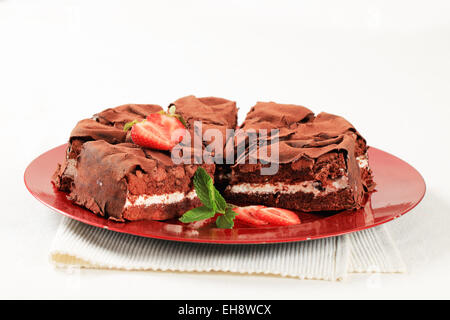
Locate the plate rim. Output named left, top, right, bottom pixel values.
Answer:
left=24, top=144, right=426, bottom=244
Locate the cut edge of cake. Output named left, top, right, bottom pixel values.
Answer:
left=223, top=102, right=375, bottom=212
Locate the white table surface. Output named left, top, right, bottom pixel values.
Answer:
left=1, top=0, right=450, bottom=299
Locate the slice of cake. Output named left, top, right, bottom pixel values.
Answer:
left=224, top=102, right=375, bottom=212
left=67, top=140, right=214, bottom=221
left=171, top=95, right=238, bottom=192
left=53, top=104, right=163, bottom=192
left=53, top=98, right=236, bottom=221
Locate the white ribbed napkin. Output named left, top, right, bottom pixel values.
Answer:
left=50, top=217, right=406, bottom=281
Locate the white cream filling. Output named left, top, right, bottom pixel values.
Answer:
left=229, top=176, right=349, bottom=197
left=124, top=155, right=368, bottom=208
left=356, top=154, right=369, bottom=169
left=125, top=190, right=197, bottom=208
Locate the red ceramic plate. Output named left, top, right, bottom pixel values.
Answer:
left=24, top=144, right=425, bottom=244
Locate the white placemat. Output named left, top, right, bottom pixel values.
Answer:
left=50, top=217, right=406, bottom=281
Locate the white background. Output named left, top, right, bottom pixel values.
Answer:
left=1, top=0, right=450, bottom=299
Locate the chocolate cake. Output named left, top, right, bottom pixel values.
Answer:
left=53, top=103, right=163, bottom=193
left=54, top=97, right=374, bottom=223
left=171, top=95, right=238, bottom=192
left=53, top=98, right=237, bottom=221
left=224, top=102, right=375, bottom=212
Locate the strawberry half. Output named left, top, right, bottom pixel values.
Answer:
left=130, top=113, right=186, bottom=151
left=233, top=205, right=269, bottom=227
left=253, top=207, right=301, bottom=226
left=185, top=215, right=218, bottom=229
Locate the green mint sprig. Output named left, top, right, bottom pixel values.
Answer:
left=179, top=167, right=237, bottom=229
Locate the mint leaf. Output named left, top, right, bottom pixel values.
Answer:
left=225, top=205, right=238, bottom=217
left=180, top=168, right=239, bottom=229
left=214, top=189, right=227, bottom=213
left=179, top=206, right=215, bottom=223
left=193, top=167, right=216, bottom=210
left=216, top=215, right=233, bottom=229
left=216, top=206, right=238, bottom=229
left=224, top=205, right=238, bottom=222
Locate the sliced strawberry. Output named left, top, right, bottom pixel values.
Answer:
left=131, top=114, right=186, bottom=150
left=146, top=113, right=185, bottom=138
left=233, top=205, right=269, bottom=226
left=253, top=207, right=301, bottom=226
left=232, top=220, right=249, bottom=228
